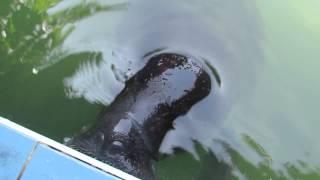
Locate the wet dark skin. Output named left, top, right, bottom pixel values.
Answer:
left=69, top=53, right=211, bottom=179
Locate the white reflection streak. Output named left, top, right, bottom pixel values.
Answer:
left=64, top=59, right=115, bottom=105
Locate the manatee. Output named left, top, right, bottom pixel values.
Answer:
left=69, top=53, right=211, bottom=179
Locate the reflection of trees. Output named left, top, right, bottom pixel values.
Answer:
left=227, top=134, right=320, bottom=180
left=0, top=0, right=126, bottom=74
left=1, top=0, right=63, bottom=72
left=0, top=0, right=126, bottom=140
left=156, top=136, right=320, bottom=180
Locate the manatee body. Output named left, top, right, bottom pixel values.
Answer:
left=69, top=53, right=211, bottom=179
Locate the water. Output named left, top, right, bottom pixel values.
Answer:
left=1, top=0, right=319, bottom=179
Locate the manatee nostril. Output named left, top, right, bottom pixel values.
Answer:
left=107, top=140, right=125, bottom=155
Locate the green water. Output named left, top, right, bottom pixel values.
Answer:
left=1, top=0, right=319, bottom=179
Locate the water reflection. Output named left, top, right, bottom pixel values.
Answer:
left=63, top=51, right=126, bottom=105
left=228, top=135, right=320, bottom=180
left=1, top=0, right=320, bottom=179
left=157, top=136, right=320, bottom=180
left=0, top=0, right=126, bottom=74
left=58, top=0, right=262, bottom=160
left=0, top=0, right=122, bottom=140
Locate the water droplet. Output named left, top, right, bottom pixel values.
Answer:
left=63, top=137, right=72, bottom=144
left=16, top=4, right=21, bottom=11
left=1, top=31, right=6, bottom=38
left=8, top=48, right=13, bottom=54
left=32, top=68, right=38, bottom=75
left=42, top=22, right=47, bottom=32
left=1, top=19, right=8, bottom=25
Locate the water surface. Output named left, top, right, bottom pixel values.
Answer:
left=0, top=0, right=319, bottom=179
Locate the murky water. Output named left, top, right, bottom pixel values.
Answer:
left=1, top=0, right=319, bottom=179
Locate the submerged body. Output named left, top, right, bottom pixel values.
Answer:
left=69, top=53, right=211, bottom=179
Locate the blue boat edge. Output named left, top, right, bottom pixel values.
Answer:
left=0, top=116, right=140, bottom=180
